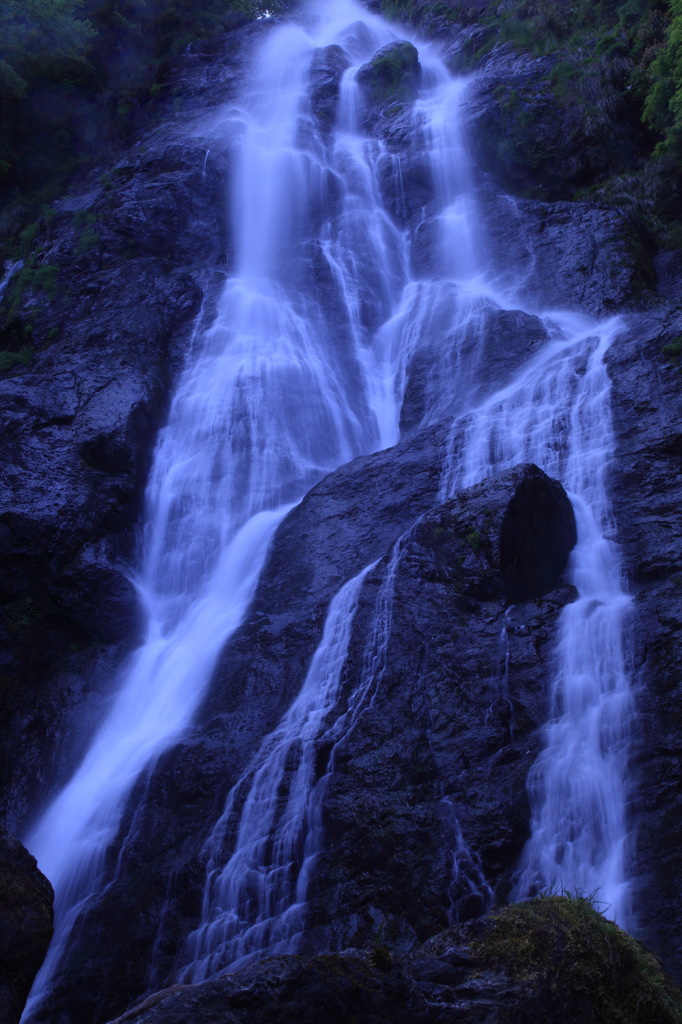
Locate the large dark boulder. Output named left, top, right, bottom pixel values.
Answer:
left=0, top=829, right=53, bottom=1024
left=500, top=464, right=576, bottom=602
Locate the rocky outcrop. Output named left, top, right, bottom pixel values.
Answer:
left=105, top=897, right=682, bottom=1024
left=0, top=829, right=53, bottom=1024
left=459, top=39, right=643, bottom=200
left=474, top=188, right=656, bottom=316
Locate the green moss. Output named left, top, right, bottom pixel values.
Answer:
left=0, top=345, right=33, bottom=371
left=472, top=896, right=682, bottom=1024
left=33, top=263, right=58, bottom=297
left=357, top=40, right=420, bottom=106
left=466, top=529, right=481, bottom=553
left=1, top=254, right=59, bottom=329
left=662, top=335, right=682, bottom=365
left=76, top=226, right=100, bottom=254
left=19, top=221, right=39, bottom=257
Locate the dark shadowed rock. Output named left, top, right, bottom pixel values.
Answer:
left=461, top=43, right=642, bottom=200
left=0, top=19, right=258, bottom=833
left=0, top=829, right=53, bottom=1024
left=500, top=465, right=576, bottom=602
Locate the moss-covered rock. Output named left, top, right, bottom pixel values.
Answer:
left=470, top=895, right=682, bottom=1024
left=356, top=40, right=421, bottom=108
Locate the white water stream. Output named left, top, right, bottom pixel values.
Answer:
left=22, top=0, right=634, bottom=1013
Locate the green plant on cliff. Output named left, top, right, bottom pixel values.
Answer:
left=643, top=0, right=682, bottom=152
left=0, top=0, right=289, bottom=256
left=472, top=895, right=682, bottom=1024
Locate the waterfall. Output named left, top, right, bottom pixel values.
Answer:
left=181, top=561, right=376, bottom=981
left=440, top=312, right=634, bottom=923
left=20, top=2, right=412, bottom=1014
left=0, top=259, right=22, bottom=301
left=21, top=0, right=636, bottom=1013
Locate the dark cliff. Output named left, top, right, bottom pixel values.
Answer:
left=0, top=2, right=681, bottom=1023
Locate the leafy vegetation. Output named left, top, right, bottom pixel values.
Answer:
left=472, top=894, right=682, bottom=1024
left=0, top=345, right=34, bottom=371
left=409, top=0, right=682, bottom=245
left=662, top=334, right=682, bottom=363
left=0, top=0, right=286, bottom=253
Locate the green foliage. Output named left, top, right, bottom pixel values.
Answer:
left=478, top=1, right=682, bottom=166
left=76, top=227, right=101, bottom=254
left=642, top=0, right=682, bottom=153
left=19, top=223, right=40, bottom=258
left=382, top=0, right=462, bottom=23
left=73, top=209, right=100, bottom=253
left=0, top=345, right=34, bottom=371
left=0, top=0, right=288, bottom=241
left=466, top=529, right=481, bottom=553
left=662, top=334, right=682, bottom=363
left=33, top=264, right=59, bottom=297
left=369, top=920, right=392, bottom=972
left=1, top=252, right=59, bottom=326
left=472, top=895, right=682, bottom=1024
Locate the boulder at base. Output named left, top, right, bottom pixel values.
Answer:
left=0, top=829, right=53, bottom=1024
left=104, top=897, right=682, bottom=1024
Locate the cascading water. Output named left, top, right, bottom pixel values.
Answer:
left=21, top=3, right=414, bottom=1015
left=0, top=259, right=22, bottom=301
left=440, top=313, right=634, bottom=923
left=181, top=560, right=376, bottom=980
left=21, top=0, right=636, bottom=1014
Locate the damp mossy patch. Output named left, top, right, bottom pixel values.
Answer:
left=471, top=895, right=682, bottom=1024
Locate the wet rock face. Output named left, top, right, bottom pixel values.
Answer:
left=605, top=300, right=682, bottom=978
left=475, top=188, right=655, bottom=316
left=304, top=465, right=576, bottom=952
left=28, top=422, right=449, bottom=1024
left=30, top=452, right=576, bottom=1024
left=309, top=45, right=351, bottom=132
left=0, top=829, right=53, bottom=1024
